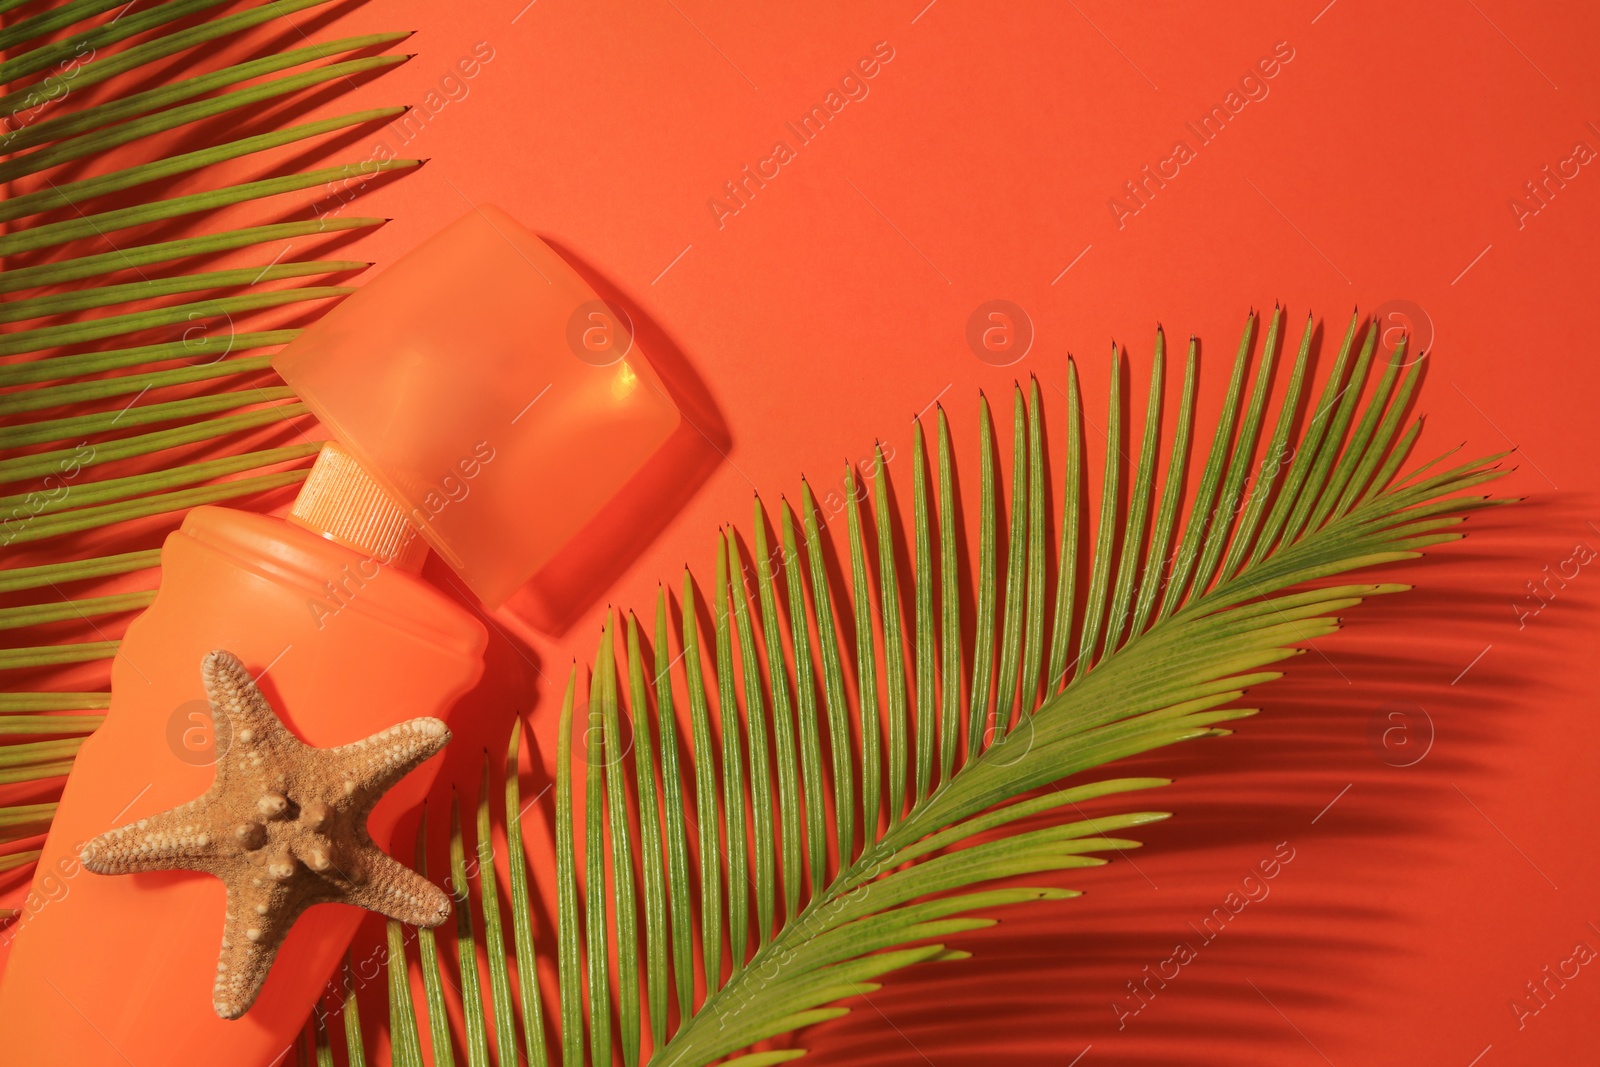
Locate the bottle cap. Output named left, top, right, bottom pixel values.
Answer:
left=273, top=206, right=681, bottom=609
left=287, top=442, right=429, bottom=572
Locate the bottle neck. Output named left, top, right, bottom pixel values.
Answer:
left=287, top=442, right=428, bottom=572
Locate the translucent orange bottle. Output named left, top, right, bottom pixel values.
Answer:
left=0, top=207, right=680, bottom=1063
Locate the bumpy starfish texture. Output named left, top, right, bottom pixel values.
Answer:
left=80, top=649, right=453, bottom=1019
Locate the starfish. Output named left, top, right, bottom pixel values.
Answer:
left=80, top=649, right=454, bottom=1019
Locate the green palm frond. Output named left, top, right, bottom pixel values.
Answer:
left=311, top=310, right=1507, bottom=1065
left=1, top=1, right=412, bottom=870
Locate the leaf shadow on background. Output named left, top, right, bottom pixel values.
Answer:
left=799, top=496, right=1570, bottom=1066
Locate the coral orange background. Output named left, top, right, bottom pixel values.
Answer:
left=8, top=1, right=1600, bottom=1064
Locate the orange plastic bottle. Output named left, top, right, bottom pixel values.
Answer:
left=0, top=207, right=681, bottom=1063
left=0, top=472, right=484, bottom=1063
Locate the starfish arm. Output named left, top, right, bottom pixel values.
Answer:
left=343, top=851, right=452, bottom=928
left=202, top=650, right=298, bottom=776
left=326, top=717, right=451, bottom=814
left=211, top=883, right=311, bottom=1020
left=79, top=799, right=222, bottom=875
